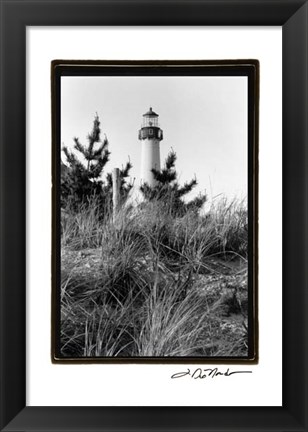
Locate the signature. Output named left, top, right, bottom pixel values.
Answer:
left=171, top=368, right=252, bottom=379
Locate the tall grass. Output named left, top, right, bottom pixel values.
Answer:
left=60, top=195, right=248, bottom=357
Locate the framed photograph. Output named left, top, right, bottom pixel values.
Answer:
left=52, top=60, right=258, bottom=363
left=1, top=0, right=307, bottom=431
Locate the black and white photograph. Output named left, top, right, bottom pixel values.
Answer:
left=54, top=61, right=258, bottom=360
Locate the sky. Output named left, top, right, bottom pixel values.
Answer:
left=61, top=76, right=247, bottom=203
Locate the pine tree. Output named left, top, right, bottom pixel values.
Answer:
left=61, top=114, right=133, bottom=214
left=140, top=149, right=206, bottom=216
left=61, top=114, right=111, bottom=211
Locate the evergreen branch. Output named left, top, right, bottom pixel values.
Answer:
left=73, top=137, right=87, bottom=157
left=62, top=146, right=75, bottom=164
left=152, top=167, right=177, bottom=184
left=151, top=167, right=162, bottom=181
left=100, top=149, right=111, bottom=167
left=62, top=146, right=85, bottom=173
left=92, top=146, right=104, bottom=159
left=106, top=172, right=113, bottom=188
left=92, top=135, right=109, bottom=159
left=120, top=160, right=133, bottom=178
left=87, top=114, right=101, bottom=150
left=165, top=149, right=177, bottom=170
left=89, top=157, right=107, bottom=179
left=177, top=178, right=198, bottom=198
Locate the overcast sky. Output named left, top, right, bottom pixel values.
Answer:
left=61, top=76, right=247, bottom=203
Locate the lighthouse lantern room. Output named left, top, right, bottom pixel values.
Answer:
left=139, top=107, right=163, bottom=140
left=139, top=107, right=164, bottom=186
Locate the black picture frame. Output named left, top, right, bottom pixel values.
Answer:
left=52, top=60, right=259, bottom=364
left=0, top=0, right=307, bottom=431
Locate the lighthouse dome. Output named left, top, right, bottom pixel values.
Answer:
left=143, top=107, right=158, bottom=117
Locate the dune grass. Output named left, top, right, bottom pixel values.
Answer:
left=60, top=197, right=248, bottom=357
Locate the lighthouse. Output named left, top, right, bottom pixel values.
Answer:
left=138, top=107, right=163, bottom=186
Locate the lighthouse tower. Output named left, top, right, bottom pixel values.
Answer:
left=138, top=107, right=163, bottom=186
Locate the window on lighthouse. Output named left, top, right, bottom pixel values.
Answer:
left=149, top=128, right=153, bottom=135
